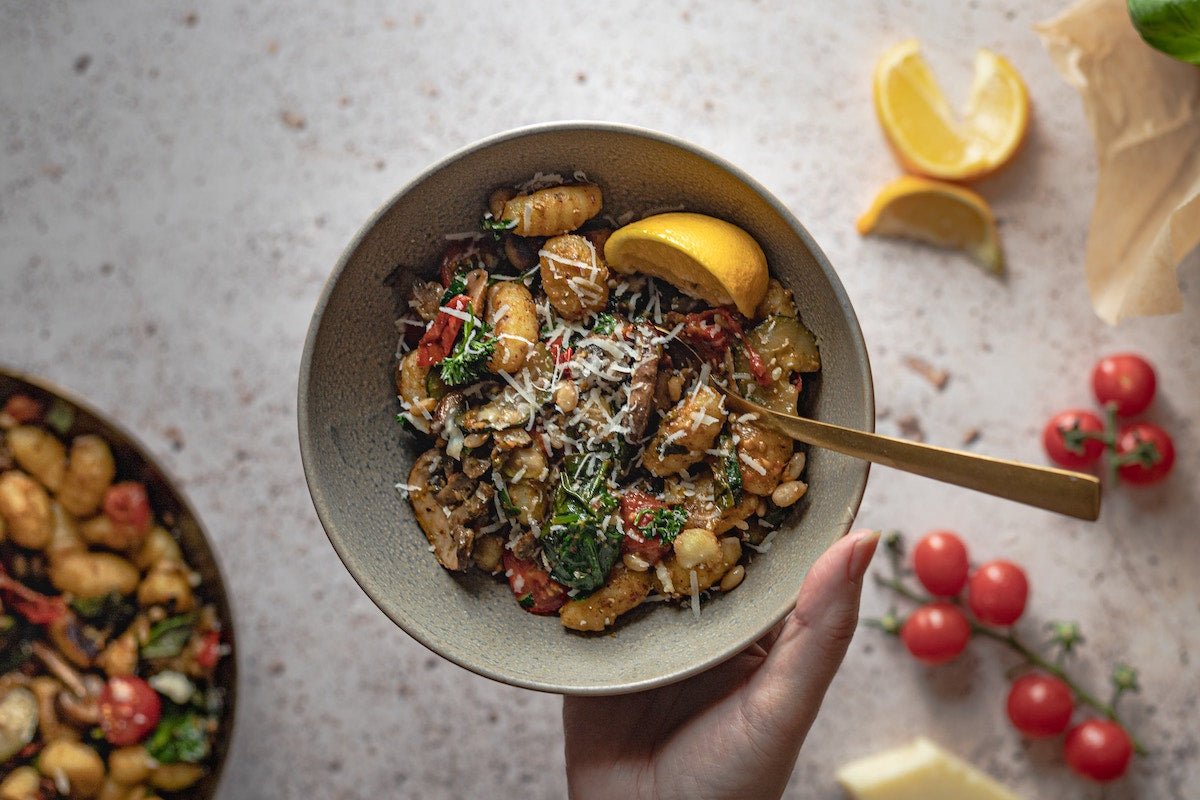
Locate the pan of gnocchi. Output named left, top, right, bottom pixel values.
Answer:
left=0, top=369, right=235, bottom=798
left=300, top=121, right=873, bottom=693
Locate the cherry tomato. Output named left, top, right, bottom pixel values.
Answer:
left=502, top=551, right=567, bottom=615
left=1064, top=718, right=1134, bottom=782
left=912, top=530, right=970, bottom=597
left=899, top=602, right=971, bottom=665
left=1115, top=422, right=1175, bottom=485
left=98, top=675, right=162, bottom=746
left=967, top=560, right=1028, bottom=626
left=1042, top=409, right=1106, bottom=470
left=1006, top=673, right=1074, bottom=738
left=619, top=491, right=672, bottom=565
left=195, top=629, right=223, bottom=671
left=1092, top=353, right=1156, bottom=417
left=2, top=394, right=43, bottom=424
left=103, top=481, right=152, bottom=533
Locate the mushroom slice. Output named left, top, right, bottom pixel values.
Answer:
left=407, top=449, right=471, bottom=571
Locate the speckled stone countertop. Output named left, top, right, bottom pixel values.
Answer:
left=3, top=3, right=1198, bottom=798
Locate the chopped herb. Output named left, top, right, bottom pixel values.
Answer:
left=713, top=431, right=743, bottom=511
left=439, top=312, right=496, bottom=386
left=146, top=707, right=211, bottom=764
left=481, top=214, right=517, bottom=240
left=592, top=312, right=618, bottom=336
left=45, top=399, right=75, bottom=436
left=635, top=506, right=688, bottom=544
left=395, top=413, right=416, bottom=431
left=543, top=452, right=621, bottom=595
left=439, top=271, right=470, bottom=306
left=141, top=613, right=197, bottom=659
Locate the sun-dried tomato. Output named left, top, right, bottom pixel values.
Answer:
left=416, top=294, right=470, bottom=367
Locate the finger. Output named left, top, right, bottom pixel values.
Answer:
left=741, top=528, right=880, bottom=746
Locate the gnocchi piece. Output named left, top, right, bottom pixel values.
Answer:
left=7, top=425, right=67, bottom=491
left=653, top=534, right=742, bottom=598
left=753, top=277, right=799, bottom=320
left=642, top=385, right=727, bottom=477
left=44, top=501, right=86, bottom=562
left=0, top=470, right=54, bottom=550
left=49, top=550, right=140, bottom=599
left=133, top=525, right=184, bottom=571
left=107, top=745, right=155, bottom=786
left=538, top=234, right=610, bottom=320
left=37, top=739, right=106, bottom=799
left=137, top=560, right=197, bottom=611
left=494, top=183, right=602, bottom=237
left=149, top=762, right=206, bottom=791
left=560, top=562, right=654, bottom=631
left=0, top=767, right=41, bottom=800
left=57, top=435, right=116, bottom=518
left=396, top=350, right=436, bottom=434
left=79, top=512, right=147, bottom=552
left=485, top=281, right=539, bottom=374
left=663, top=472, right=759, bottom=535
left=732, top=418, right=793, bottom=497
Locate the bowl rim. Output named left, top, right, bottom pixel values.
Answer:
left=298, top=120, right=875, bottom=694
left=0, top=364, right=240, bottom=794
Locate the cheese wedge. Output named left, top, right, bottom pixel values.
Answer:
left=835, top=737, right=1024, bottom=800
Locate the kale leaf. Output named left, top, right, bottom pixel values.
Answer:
left=543, top=452, right=621, bottom=595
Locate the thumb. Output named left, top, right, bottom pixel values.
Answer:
left=742, top=528, right=880, bottom=745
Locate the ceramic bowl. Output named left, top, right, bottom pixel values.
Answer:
left=298, top=121, right=874, bottom=695
left=0, top=367, right=238, bottom=796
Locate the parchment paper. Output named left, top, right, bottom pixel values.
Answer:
left=1035, top=0, right=1200, bottom=323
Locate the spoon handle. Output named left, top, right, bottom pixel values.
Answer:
left=723, top=395, right=1101, bottom=521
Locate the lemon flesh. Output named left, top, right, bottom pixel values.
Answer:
left=604, top=212, right=770, bottom=317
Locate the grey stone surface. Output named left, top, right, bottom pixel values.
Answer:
left=2, top=2, right=1197, bottom=798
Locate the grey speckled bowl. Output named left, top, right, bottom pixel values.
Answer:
left=298, top=121, right=874, bottom=695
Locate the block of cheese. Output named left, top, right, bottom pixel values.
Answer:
left=835, top=737, right=1024, bottom=800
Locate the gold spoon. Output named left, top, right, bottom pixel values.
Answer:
left=664, top=339, right=1101, bottom=521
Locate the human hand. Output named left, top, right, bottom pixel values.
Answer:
left=562, top=527, right=881, bottom=800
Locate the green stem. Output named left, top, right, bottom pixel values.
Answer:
left=871, top=574, right=1148, bottom=756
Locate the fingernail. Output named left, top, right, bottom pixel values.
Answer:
left=848, top=529, right=881, bottom=583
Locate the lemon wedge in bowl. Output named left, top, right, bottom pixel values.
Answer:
left=873, top=39, right=1030, bottom=182
left=604, top=211, right=769, bottom=317
left=856, top=175, right=1003, bottom=273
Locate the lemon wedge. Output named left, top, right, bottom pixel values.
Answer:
left=604, top=212, right=769, bottom=317
left=856, top=175, right=1003, bottom=273
left=873, top=39, right=1030, bottom=182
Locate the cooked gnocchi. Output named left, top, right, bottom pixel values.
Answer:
left=0, top=392, right=230, bottom=795
left=394, top=175, right=821, bottom=631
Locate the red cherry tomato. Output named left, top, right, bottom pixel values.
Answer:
left=103, top=481, right=152, bottom=533
left=98, top=675, right=162, bottom=746
left=1092, top=353, right=1156, bottom=417
left=1115, top=422, right=1175, bottom=485
left=1042, top=409, right=1106, bottom=470
left=2, top=394, right=43, bottom=424
left=502, top=551, right=567, bottom=614
left=899, top=602, right=971, bottom=665
left=1064, top=719, right=1134, bottom=782
left=195, top=629, right=223, bottom=671
left=1006, top=673, right=1075, bottom=738
left=912, top=530, right=970, bottom=597
left=619, top=491, right=672, bottom=565
left=967, top=560, right=1028, bottom=626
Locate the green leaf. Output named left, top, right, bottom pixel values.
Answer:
left=146, top=708, right=210, bottom=764
left=713, top=431, right=743, bottom=511
left=634, top=507, right=688, bottom=544
left=592, top=312, right=618, bottom=336
left=1128, top=0, right=1200, bottom=64
left=141, top=613, right=197, bottom=659
left=543, top=452, right=622, bottom=595
left=439, top=312, right=496, bottom=387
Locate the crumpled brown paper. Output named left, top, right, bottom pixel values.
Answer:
left=1035, top=0, right=1200, bottom=324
